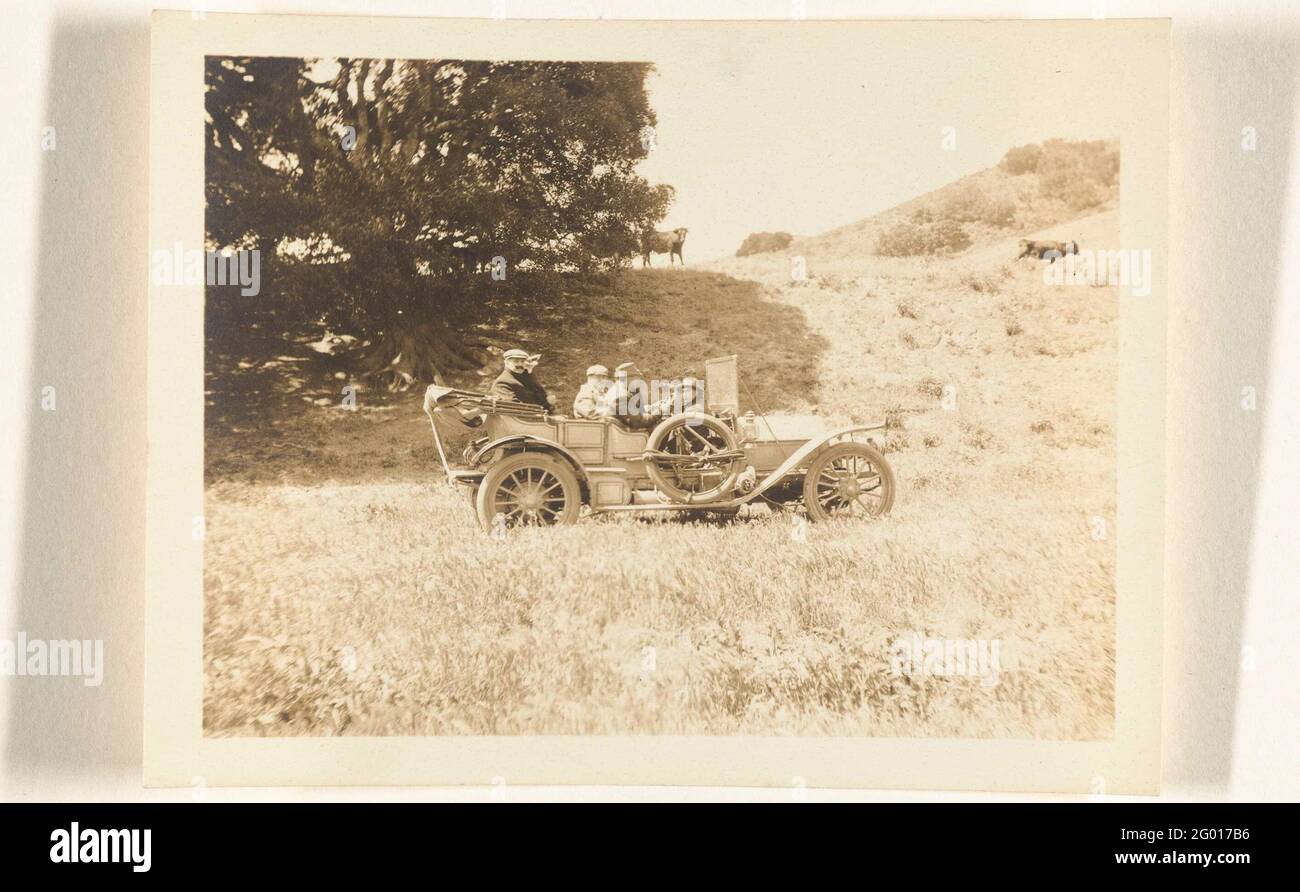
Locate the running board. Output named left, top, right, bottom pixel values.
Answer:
left=592, top=498, right=749, bottom=512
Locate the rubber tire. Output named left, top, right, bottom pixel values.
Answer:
left=475, top=452, right=582, bottom=532
left=643, top=413, right=743, bottom=505
left=802, top=442, right=895, bottom=521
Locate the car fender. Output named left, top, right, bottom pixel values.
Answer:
left=469, top=435, right=589, bottom=482
left=749, top=424, right=887, bottom=499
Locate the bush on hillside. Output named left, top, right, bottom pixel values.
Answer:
left=736, top=231, right=794, bottom=257
left=1037, top=138, right=1118, bottom=211
left=1000, top=143, right=1043, bottom=175
left=1001, top=138, right=1119, bottom=212
left=876, top=218, right=972, bottom=257
left=960, top=269, right=1002, bottom=294
left=942, top=184, right=1017, bottom=228
left=1040, top=170, right=1110, bottom=212
left=1040, top=138, right=1118, bottom=185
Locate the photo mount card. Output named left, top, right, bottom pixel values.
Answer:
left=146, top=11, right=1168, bottom=792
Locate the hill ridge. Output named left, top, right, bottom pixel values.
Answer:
left=725, top=137, right=1119, bottom=263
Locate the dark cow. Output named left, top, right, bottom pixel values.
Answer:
left=640, top=227, right=688, bottom=267
left=1017, top=238, right=1079, bottom=263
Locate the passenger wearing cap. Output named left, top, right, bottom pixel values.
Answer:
left=599, top=361, right=656, bottom=429
left=572, top=364, right=613, bottom=419
left=489, top=348, right=554, bottom=410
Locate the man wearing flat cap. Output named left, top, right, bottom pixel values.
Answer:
left=598, top=361, right=655, bottom=429
left=573, top=364, right=613, bottom=419
left=490, top=348, right=554, bottom=410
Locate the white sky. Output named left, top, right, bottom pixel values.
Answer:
left=635, top=23, right=1137, bottom=262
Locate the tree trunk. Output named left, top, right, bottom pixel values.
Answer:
left=358, top=320, right=492, bottom=391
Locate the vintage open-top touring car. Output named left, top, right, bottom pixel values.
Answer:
left=424, top=355, right=895, bottom=531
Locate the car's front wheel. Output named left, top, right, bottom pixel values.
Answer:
left=802, top=442, right=895, bottom=520
left=475, top=452, right=581, bottom=532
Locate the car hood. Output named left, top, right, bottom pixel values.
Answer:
left=751, top=414, right=827, bottom=441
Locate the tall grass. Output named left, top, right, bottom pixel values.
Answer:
left=205, top=479, right=1114, bottom=738
left=205, top=189, right=1121, bottom=740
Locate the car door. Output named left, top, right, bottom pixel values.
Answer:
left=556, top=418, right=606, bottom=464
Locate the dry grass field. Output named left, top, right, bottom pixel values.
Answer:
left=204, top=160, right=1119, bottom=739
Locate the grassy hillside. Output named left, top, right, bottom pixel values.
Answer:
left=205, top=145, right=1119, bottom=740
left=205, top=270, right=825, bottom=486
left=794, top=137, right=1117, bottom=261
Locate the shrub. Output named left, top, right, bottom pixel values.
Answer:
left=735, top=231, right=794, bottom=257
left=1036, top=138, right=1119, bottom=211
left=876, top=223, right=923, bottom=256
left=916, top=377, right=945, bottom=398
left=876, top=219, right=971, bottom=256
left=1000, top=138, right=1119, bottom=211
left=1047, top=175, right=1109, bottom=212
left=961, top=422, right=999, bottom=451
left=942, top=184, right=1017, bottom=228
left=1001, top=143, right=1043, bottom=174
left=815, top=273, right=852, bottom=292
left=960, top=270, right=1001, bottom=294
left=927, top=220, right=971, bottom=253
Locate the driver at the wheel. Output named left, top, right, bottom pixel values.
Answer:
left=651, top=375, right=702, bottom=416
left=600, top=362, right=657, bottom=429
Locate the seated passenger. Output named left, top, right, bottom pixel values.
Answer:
left=489, top=348, right=554, bottom=410
left=599, top=363, right=702, bottom=429
left=599, top=362, right=655, bottom=429
left=573, top=364, right=613, bottom=419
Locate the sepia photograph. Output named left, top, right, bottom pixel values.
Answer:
left=192, top=18, right=1147, bottom=749
left=6, top=0, right=1300, bottom=868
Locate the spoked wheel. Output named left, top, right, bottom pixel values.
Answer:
left=643, top=413, right=744, bottom=504
left=802, top=442, right=895, bottom=520
left=475, top=453, right=581, bottom=532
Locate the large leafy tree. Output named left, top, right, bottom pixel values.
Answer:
left=205, top=57, right=673, bottom=387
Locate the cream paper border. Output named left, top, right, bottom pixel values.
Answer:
left=146, top=11, right=1168, bottom=791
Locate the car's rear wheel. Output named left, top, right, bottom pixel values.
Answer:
left=802, top=442, right=895, bottom=520
left=475, top=452, right=581, bottom=532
